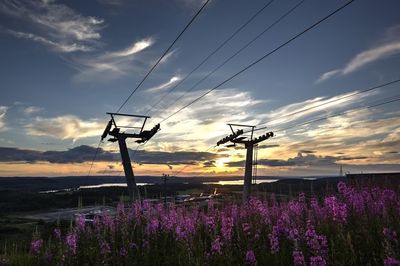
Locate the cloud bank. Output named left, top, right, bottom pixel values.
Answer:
left=25, top=115, right=105, bottom=141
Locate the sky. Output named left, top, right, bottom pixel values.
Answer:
left=0, top=0, right=400, bottom=177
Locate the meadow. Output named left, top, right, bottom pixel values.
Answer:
left=1, top=181, right=399, bottom=266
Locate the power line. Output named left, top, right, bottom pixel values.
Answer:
left=173, top=95, right=400, bottom=177
left=115, top=0, right=210, bottom=113
left=87, top=140, right=103, bottom=178
left=135, top=0, right=291, bottom=160
left=250, top=94, right=400, bottom=134
left=153, top=0, right=306, bottom=120
left=258, top=78, right=400, bottom=128
left=158, top=0, right=354, bottom=124
left=144, top=0, right=276, bottom=116
left=89, top=1, right=210, bottom=179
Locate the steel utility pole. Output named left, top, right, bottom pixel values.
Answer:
left=101, top=112, right=160, bottom=201
left=217, top=124, right=273, bottom=202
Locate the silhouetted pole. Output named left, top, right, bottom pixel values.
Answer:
left=117, top=135, right=139, bottom=201
left=216, top=123, right=273, bottom=202
left=101, top=112, right=160, bottom=202
left=243, top=142, right=254, bottom=201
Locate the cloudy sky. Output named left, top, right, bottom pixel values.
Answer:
left=0, top=0, right=399, bottom=177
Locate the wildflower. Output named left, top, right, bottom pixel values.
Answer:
left=245, top=250, right=256, bottom=266
left=269, top=225, right=280, bottom=253
left=384, top=257, right=400, bottom=266
left=66, top=232, right=78, bottom=255
left=337, top=181, right=347, bottom=194
left=221, top=215, right=234, bottom=241
left=324, top=196, right=347, bottom=223
left=53, top=228, right=61, bottom=239
left=1, top=258, right=10, bottom=266
left=100, top=240, right=111, bottom=255
left=120, top=247, right=128, bottom=257
left=288, top=228, right=300, bottom=241
left=242, top=222, right=251, bottom=236
left=310, top=256, right=326, bottom=266
left=205, top=215, right=216, bottom=232
left=211, top=236, right=222, bottom=255
left=383, top=228, right=398, bottom=243
left=293, top=250, right=306, bottom=266
left=305, top=222, right=328, bottom=258
left=76, top=215, right=85, bottom=231
left=146, top=218, right=159, bottom=235
left=30, top=239, right=43, bottom=254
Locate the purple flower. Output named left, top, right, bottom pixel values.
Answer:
left=305, top=222, right=328, bottom=258
left=221, top=215, right=234, bottom=241
left=383, top=228, right=398, bottom=243
left=269, top=225, right=280, bottom=253
left=310, top=256, right=326, bottom=266
left=384, top=257, right=400, bottom=266
left=1, top=258, right=9, bottom=266
left=293, top=250, right=306, bottom=266
left=211, top=236, right=222, bottom=255
left=242, top=222, right=251, bottom=236
left=66, top=232, right=78, bottom=255
left=288, top=228, right=300, bottom=241
left=53, top=228, right=61, bottom=239
left=100, top=240, right=111, bottom=255
left=324, top=196, right=347, bottom=223
left=75, top=215, right=85, bottom=231
left=245, top=250, right=256, bottom=266
left=146, top=218, right=160, bottom=235
left=337, top=181, right=347, bottom=194
left=30, top=239, right=43, bottom=254
left=120, top=247, right=128, bottom=257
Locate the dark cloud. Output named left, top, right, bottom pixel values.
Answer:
left=0, top=145, right=223, bottom=166
left=337, top=156, right=369, bottom=161
left=299, top=150, right=315, bottom=154
left=258, top=144, right=280, bottom=149
left=227, top=152, right=347, bottom=168
left=203, top=160, right=216, bottom=168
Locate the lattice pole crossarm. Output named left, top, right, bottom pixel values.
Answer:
left=216, top=124, right=274, bottom=202
left=100, top=113, right=160, bottom=202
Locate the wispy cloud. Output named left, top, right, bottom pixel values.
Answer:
left=258, top=90, right=378, bottom=128
left=145, top=88, right=265, bottom=151
left=70, top=38, right=154, bottom=82
left=20, top=106, right=44, bottom=115
left=0, top=0, right=104, bottom=53
left=7, top=30, right=93, bottom=52
left=106, top=38, right=153, bottom=58
left=25, top=115, right=105, bottom=141
left=317, top=36, right=400, bottom=83
left=0, top=106, right=8, bottom=131
left=146, top=76, right=181, bottom=92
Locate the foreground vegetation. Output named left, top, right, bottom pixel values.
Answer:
left=1, top=181, right=400, bottom=265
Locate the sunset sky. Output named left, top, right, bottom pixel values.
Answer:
left=0, top=0, right=400, bottom=177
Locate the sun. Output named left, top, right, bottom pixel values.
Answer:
left=215, top=158, right=230, bottom=168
